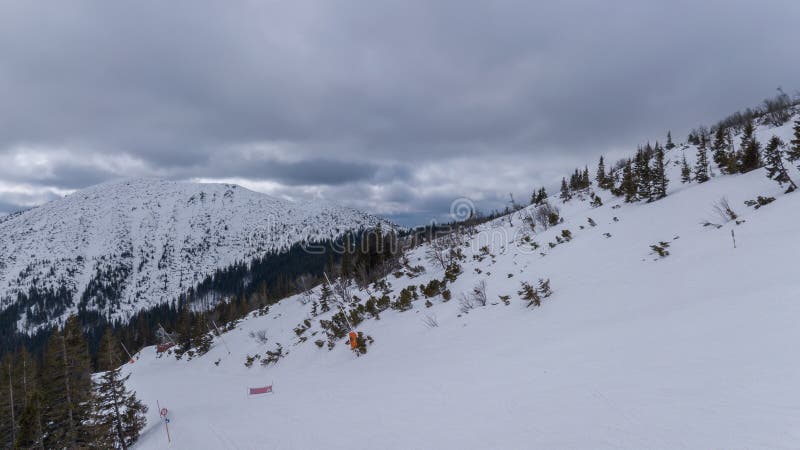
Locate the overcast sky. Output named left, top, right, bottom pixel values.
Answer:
left=1, top=1, right=798, bottom=225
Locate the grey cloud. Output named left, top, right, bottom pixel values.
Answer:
left=1, top=0, right=799, bottom=224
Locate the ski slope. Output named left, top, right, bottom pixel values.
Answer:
left=126, top=120, right=800, bottom=449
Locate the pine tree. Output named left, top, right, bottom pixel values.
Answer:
left=694, top=145, right=710, bottom=183
left=634, top=149, right=651, bottom=200
left=740, top=138, right=762, bottom=173
left=3, top=348, right=40, bottom=448
left=621, top=159, right=637, bottom=202
left=738, top=119, right=761, bottom=173
left=763, top=135, right=796, bottom=192
left=724, top=130, right=739, bottom=175
left=319, top=282, right=333, bottom=313
left=680, top=154, right=691, bottom=183
left=15, top=387, right=44, bottom=449
left=97, top=329, right=124, bottom=373
left=582, top=166, right=590, bottom=189
left=531, top=187, right=547, bottom=205
left=788, top=117, right=800, bottom=168
left=1, top=354, right=18, bottom=448
left=596, top=156, right=607, bottom=189
left=91, top=364, right=148, bottom=449
left=174, top=305, right=193, bottom=357
left=712, top=127, right=728, bottom=170
left=559, top=178, right=571, bottom=202
left=340, top=234, right=352, bottom=280
left=651, top=145, right=669, bottom=199
left=41, top=316, right=94, bottom=448
left=665, top=131, right=675, bottom=150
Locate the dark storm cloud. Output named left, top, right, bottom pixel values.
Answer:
left=1, top=0, right=799, bottom=222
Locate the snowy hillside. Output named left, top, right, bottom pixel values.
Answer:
left=0, top=178, right=389, bottom=331
left=125, top=120, right=800, bottom=448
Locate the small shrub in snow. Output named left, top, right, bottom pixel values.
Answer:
left=421, top=314, right=439, bottom=328
left=471, top=280, right=488, bottom=307
left=518, top=281, right=541, bottom=307
left=498, top=295, right=511, bottom=305
left=561, top=229, right=572, bottom=242
left=587, top=217, right=597, bottom=227
left=441, top=289, right=452, bottom=301
left=744, top=196, right=776, bottom=209
left=392, top=287, right=415, bottom=311
left=590, top=193, right=603, bottom=208
left=249, top=329, right=269, bottom=344
left=314, top=339, right=325, bottom=348
left=533, top=201, right=561, bottom=230
left=712, top=197, right=738, bottom=223
left=260, top=343, right=285, bottom=366
left=458, top=294, right=476, bottom=313
left=444, top=262, right=462, bottom=283
left=537, top=279, right=553, bottom=298
left=354, top=333, right=374, bottom=356
left=244, top=353, right=260, bottom=368
left=650, top=241, right=671, bottom=258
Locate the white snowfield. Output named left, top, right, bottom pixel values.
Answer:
left=0, top=178, right=388, bottom=331
left=127, top=119, right=800, bottom=449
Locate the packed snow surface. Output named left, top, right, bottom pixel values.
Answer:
left=127, top=120, right=800, bottom=449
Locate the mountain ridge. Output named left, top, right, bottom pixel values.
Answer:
left=0, top=177, right=392, bottom=332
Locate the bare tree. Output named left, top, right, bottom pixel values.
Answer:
left=533, top=201, right=560, bottom=230
left=712, top=196, right=738, bottom=224
left=421, top=314, right=439, bottom=328
left=248, top=329, right=269, bottom=344
left=294, top=274, right=315, bottom=305
left=471, top=280, right=488, bottom=307
left=458, top=293, right=475, bottom=313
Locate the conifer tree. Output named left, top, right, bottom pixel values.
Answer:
left=531, top=187, right=547, bottom=205
left=621, top=159, right=637, bottom=202
left=740, top=137, right=762, bottom=173
left=581, top=166, right=590, bottom=188
left=712, top=127, right=728, bottom=170
left=1, top=354, right=18, bottom=448
left=15, top=387, right=44, bottom=449
left=788, top=117, right=800, bottom=169
left=694, top=145, right=710, bottom=183
left=738, top=119, right=761, bottom=172
left=763, top=135, right=796, bottom=192
left=596, top=156, right=607, bottom=189
left=680, top=154, right=691, bottom=183
left=340, top=234, right=352, bottom=280
left=91, top=349, right=148, bottom=449
left=651, top=145, right=669, bottom=199
left=319, top=282, right=333, bottom=313
left=724, top=130, right=739, bottom=175
left=97, top=329, right=124, bottom=372
left=559, top=178, right=571, bottom=202
left=665, top=131, right=675, bottom=150
left=634, top=149, right=651, bottom=200
left=41, top=316, right=94, bottom=448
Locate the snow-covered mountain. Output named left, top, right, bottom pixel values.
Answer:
left=0, top=178, right=390, bottom=331
left=125, top=118, right=800, bottom=449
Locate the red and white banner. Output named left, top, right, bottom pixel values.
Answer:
left=248, top=385, right=273, bottom=395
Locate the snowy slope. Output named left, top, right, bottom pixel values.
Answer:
left=125, top=120, right=800, bottom=449
left=0, top=178, right=390, bottom=331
